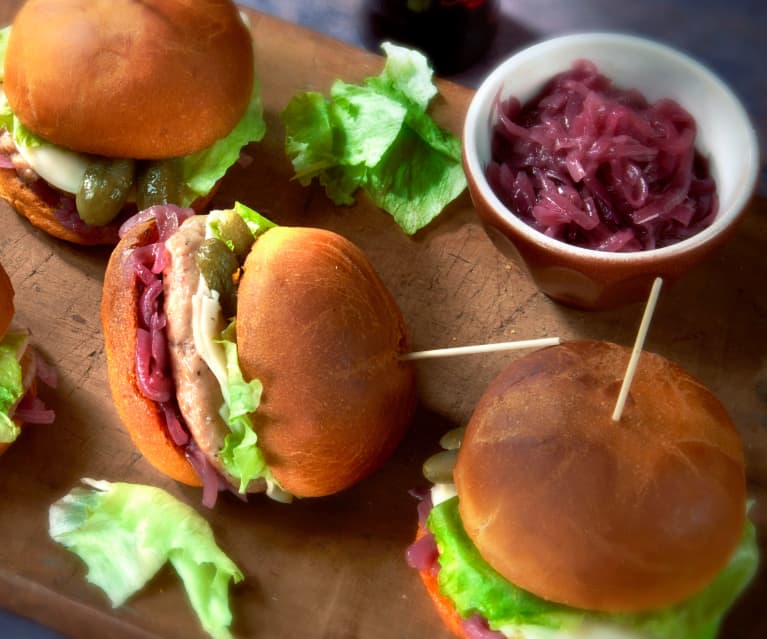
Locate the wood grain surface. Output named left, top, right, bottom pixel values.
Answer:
left=0, top=3, right=765, bottom=639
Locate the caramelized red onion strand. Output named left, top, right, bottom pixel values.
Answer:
left=406, top=490, right=505, bottom=639
left=13, top=393, right=55, bottom=424
left=125, top=205, right=231, bottom=505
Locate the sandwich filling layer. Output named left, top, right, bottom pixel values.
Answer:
left=0, top=328, right=55, bottom=442
left=412, top=488, right=758, bottom=639
left=0, top=25, right=266, bottom=234
left=126, top=204, right=287, bottom=506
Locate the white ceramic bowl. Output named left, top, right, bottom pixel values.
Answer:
left=463, top=32, right=759, bottom=309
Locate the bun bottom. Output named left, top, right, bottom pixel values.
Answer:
left=415, top=524, right=638, bottom=639
left=415, top=524, right=471, bottom=639
left=102, top=219, right=202, bottom=486
left=0, top=168, right=217, bottom=245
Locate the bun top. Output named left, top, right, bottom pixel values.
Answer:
left=236, top=227, right=416, bottom=498
left=4, top=0, right=253, bottom=158
left=0, top=262, right=14, bottom=340
left=454, top=340, right=746, bottom=613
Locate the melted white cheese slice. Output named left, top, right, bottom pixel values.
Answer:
left=497, top=622, right=649, bottom=639
left=430, top=482, right=457, bottom=507
left=14, top=138, right=89, bottom=194
left=191, top=279, right=228, bottom=392
left=189, top=211, right=292, bottom=503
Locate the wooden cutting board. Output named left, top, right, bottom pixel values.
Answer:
left=0, top=4, right=765, bottom=639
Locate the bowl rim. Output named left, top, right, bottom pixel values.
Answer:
left=463, top=31, right=760, bottom=264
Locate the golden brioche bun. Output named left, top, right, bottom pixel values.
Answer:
left=102, top=218, right=201, bottom=486
left=0, top=261, right=13, bottom=339
left=454, top=340, right=746, bottom=613
left=0, top=168, right=217, bottom=245
left=104, top=217, right=415, bottom=496
left=4, top=0, right=253, bottom=159
left=236, top=226, right=416, bottom=498
left=0, top=169, right=122, bottom=244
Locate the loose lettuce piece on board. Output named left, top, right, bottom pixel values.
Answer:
left=49, top=479, right=243, bottom=639
left=281, top=42, right=466, bottom=234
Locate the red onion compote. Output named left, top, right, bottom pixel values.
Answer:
left=487, top=60, right=718, bottom=252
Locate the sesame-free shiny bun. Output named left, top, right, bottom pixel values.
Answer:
left=4, top=0, right=253, bottom=158
left=454, top=340, right=747, bottom=613
left=236, top=227, right=417, bottom=498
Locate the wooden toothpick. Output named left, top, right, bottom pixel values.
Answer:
left=401, top=337, right=561, bottom=361
left=612, top=277, right=664, bottom=422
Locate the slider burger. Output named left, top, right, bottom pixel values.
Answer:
left=409, top=340, right=758, bottom=639
left=0, top=261, right=55, bottom=454
left=0, top=0, right=265, bottom=244
left=102, top=203, right=416, bottom=506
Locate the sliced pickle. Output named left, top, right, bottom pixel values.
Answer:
left=136, top=158, right=183, bottom=210
left=423, top=449, right=458, bottom=484
left=439, top=426, right=466, bottom=451
left=195, top=238, right=239, bottom=318
left=214, top=209, right=255, bottom=263
left=76, top=157, right=135, bottom=226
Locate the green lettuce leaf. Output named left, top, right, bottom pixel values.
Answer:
left=0, top=331, right=28, bottom=444
left=369, top=40, right=438, bottom=111
left=0, top=25, right=10, bottom=82
left=329, top=79, right=407, bottom=167
left=366, top=126, right=467, bottom=234
left=181, top=80, right=267, bottom=204
left=283, top=91, right=336, bottom=183
left=49, top=479, right=243, bottom=639
left=200, top=206, right=289, bottom=501
left=208, top=202, right=276, bottom=252
left=0, top=93, right=12, bottom=136
left=429, top=497, right=759, bottom=639
left=11, top=116, right=46, bottom=148
left=0, top=81, right=45, bottom=148
left=281, top=42, right=466, bottom=235
left=216, top=320, right=268, bottom=493
left=232, top=201, right=276, bottom=237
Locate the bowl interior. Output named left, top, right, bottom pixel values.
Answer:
left=464, top=33, right=759, bottom=259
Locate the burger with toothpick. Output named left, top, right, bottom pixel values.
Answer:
left=409, top=339, right=758, bottom=639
